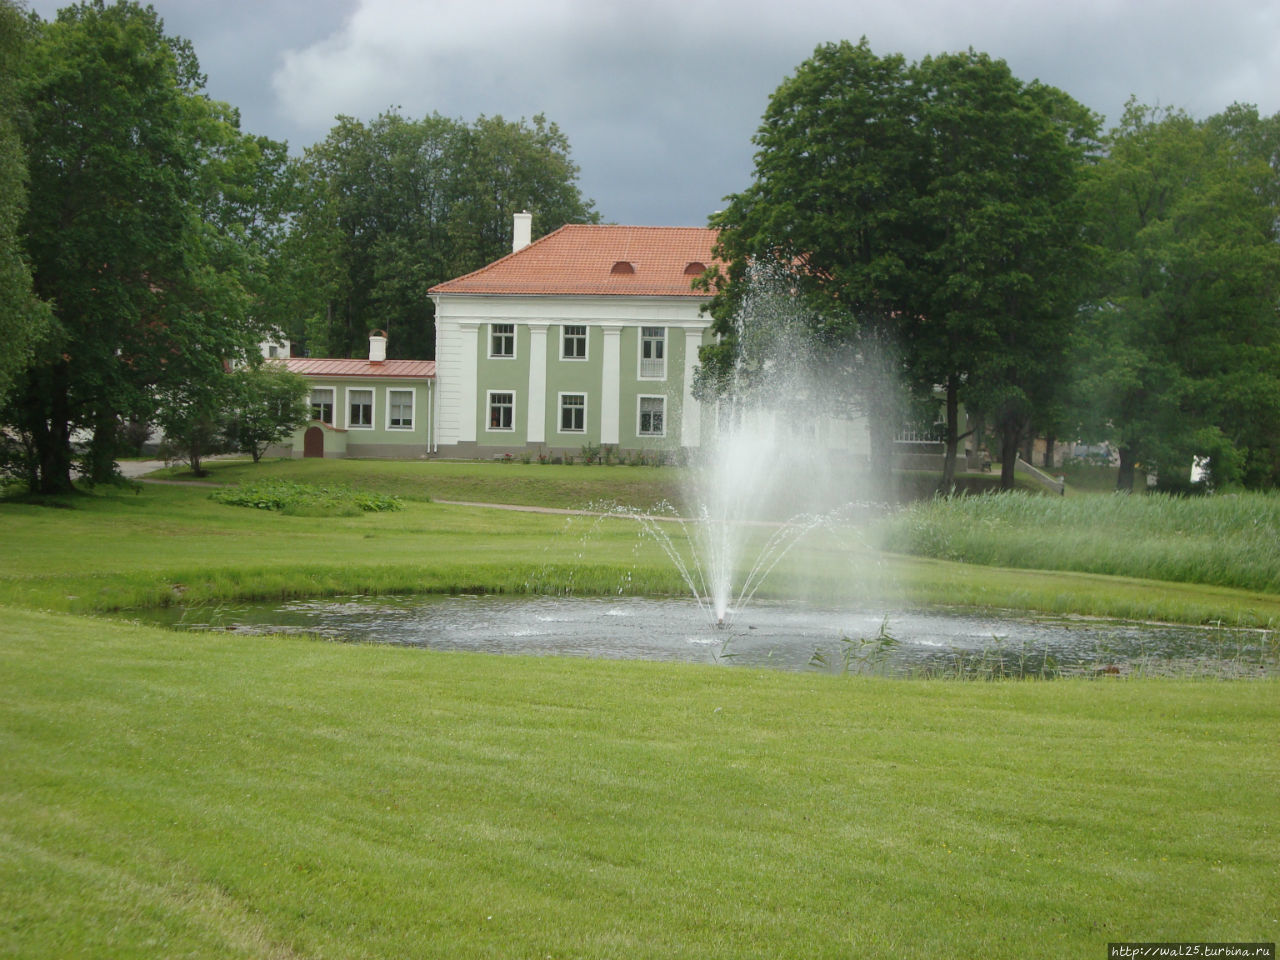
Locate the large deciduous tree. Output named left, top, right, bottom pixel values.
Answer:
left=906, top=52, right=1097, bottom=489
left=705, top=39, right=1095, bottom=493
left=0, top=0, right=48, bottom=399
left=4, top=1, right=282, bottom=492
left=287, top=111, right=597, bottom=360
left=1075, top=101, right=1280, bottom=490
left=703, top=40, right=920, bottom=496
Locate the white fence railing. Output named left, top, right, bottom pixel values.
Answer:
left=1014, top=456, right=1066, bottom=495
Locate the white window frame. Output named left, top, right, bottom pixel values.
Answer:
left=637, top=394, right=666, bottom=438
left=347, top=387, right=374, bottom=430
left=557, top=392, right=587, bottom=434
left=310, top=387, right=335, bottom=425
left=639, top=326, right=666, bottom=380
left=486, top=390, right=516, bottom=432
left=490, top=322, right=516, bottom=359
left=386, top=387, right=415, bottom=430
left=561, top=324, right=588, bottom=361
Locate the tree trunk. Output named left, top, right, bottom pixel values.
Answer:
left=940, top=375, right=959, bottom=491
left=1044, top=436, right=1056, bottom=471
left=1117, top=447, right=1137, bottom=492
left=26, top=365, right=75, bottom=494
left=34, top=418, right=74, bottom=494
left=84, top=407, right=121, bottom=485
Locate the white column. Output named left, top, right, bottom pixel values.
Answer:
left=600, top=324, right=622, bottom=445
left=682, top=327, right=703, bottom=448
left=527, top=323, right=548, bottom=444
left=459, top=322, right=481, bottom=443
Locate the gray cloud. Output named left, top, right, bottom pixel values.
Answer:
left=24, top=0, right=1280, bottom=225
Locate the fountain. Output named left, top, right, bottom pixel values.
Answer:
left=620, top=415, right=846, bottom=628
left=618, top=270, right=871, bottom=628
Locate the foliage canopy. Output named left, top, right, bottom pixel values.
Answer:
left=283, top=110, right=598, bottom=359
left=705, top=39, right=1097, bottom=491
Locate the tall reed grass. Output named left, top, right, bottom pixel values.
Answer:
left=878, top=490, right=1280, bottom=592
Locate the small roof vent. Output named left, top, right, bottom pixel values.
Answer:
left=610, top=261, right=635, bottom=275
left=683, top=261, right=707, bottom=276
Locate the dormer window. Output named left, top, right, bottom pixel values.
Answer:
left=683, top=261, right=707, bottom=276
left=610, top=261, right=635, bottom=275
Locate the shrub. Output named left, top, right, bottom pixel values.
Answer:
left=211, top=479, right=404, bottom=516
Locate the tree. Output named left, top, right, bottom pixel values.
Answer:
left=288, top=110, right=597, bottom=360
left=704, top=40, right=920, bottom=496
left=904, top=53, right=1098, bottom=489
left=706, top=39, right=1095, bottom=492
left=223, top=362, right=310, bottom=462
left=0, top=0, right=49, bottom=398
left=1075, top=102, right=1280, bottom=490
left=4, top=1, right=278, bottom=492
left=154, top=369, right=231, bottom=477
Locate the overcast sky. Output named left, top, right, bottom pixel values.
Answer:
left=25, top=0, right=1280, bottom=226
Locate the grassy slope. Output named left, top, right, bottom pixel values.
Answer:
left=152, top=457, right=689, bottom=511
left=3, top=481, right=1279, bottom=626
left=151, top=457, right=1044, bottom=509
left=2, top=608, right=1276, bottom=959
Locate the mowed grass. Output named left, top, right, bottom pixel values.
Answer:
left=3, top=480, right=1280, bottom=626
left=152, top=456, right=689, bottom=512
left=2, top=462, right=1278, bottom=956
left=2, top=607, right=1277, bottom=959
left=0, top=481, right=686, bottom=612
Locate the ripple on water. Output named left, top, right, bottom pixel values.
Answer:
left=129, top=595, right=1278, bottom=678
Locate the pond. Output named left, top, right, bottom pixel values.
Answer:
left=132, top=594, right=1277, bottom=678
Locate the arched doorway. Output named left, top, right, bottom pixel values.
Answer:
left=303, top=426, right=324, bottom=458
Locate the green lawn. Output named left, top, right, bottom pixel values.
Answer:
left=3, top=478, right=1278, bottom=626
left=152, top=456, right=689, bottom=511
left=2, top=607, right=1276, bottom=959
left=151, top=456, right=1045, bottom=510
left=2, top=461, right=1278, bottom=957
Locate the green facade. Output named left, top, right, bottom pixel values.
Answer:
left=282, top=377, right=434, bottom=458
left=471, top=322, right=709, bottom=455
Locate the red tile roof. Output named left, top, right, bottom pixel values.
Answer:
left=428, top=225, right=720, bottom=297
left=283, top=358, right=436, bottom=378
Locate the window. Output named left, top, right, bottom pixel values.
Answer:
left=640, top=326, right=665, bottom=378
left=488, top=391, right=514, bottom=431
left=562, top=324, right=587, bottom=360
left=638, top=396, right=665, bottom=437
left=348, top=389, right=373, bottom=428
left=310, top=388, right=334, bottom=424
left=388, top=389, right=413, bottom=429
left=490, top=322, right=515, bottom=358
left=559, top=393, right=585, bottom=433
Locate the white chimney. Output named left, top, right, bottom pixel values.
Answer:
left=369, top=330, right=387, bottom=363
left=512, top=211, right=532, bottom=253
